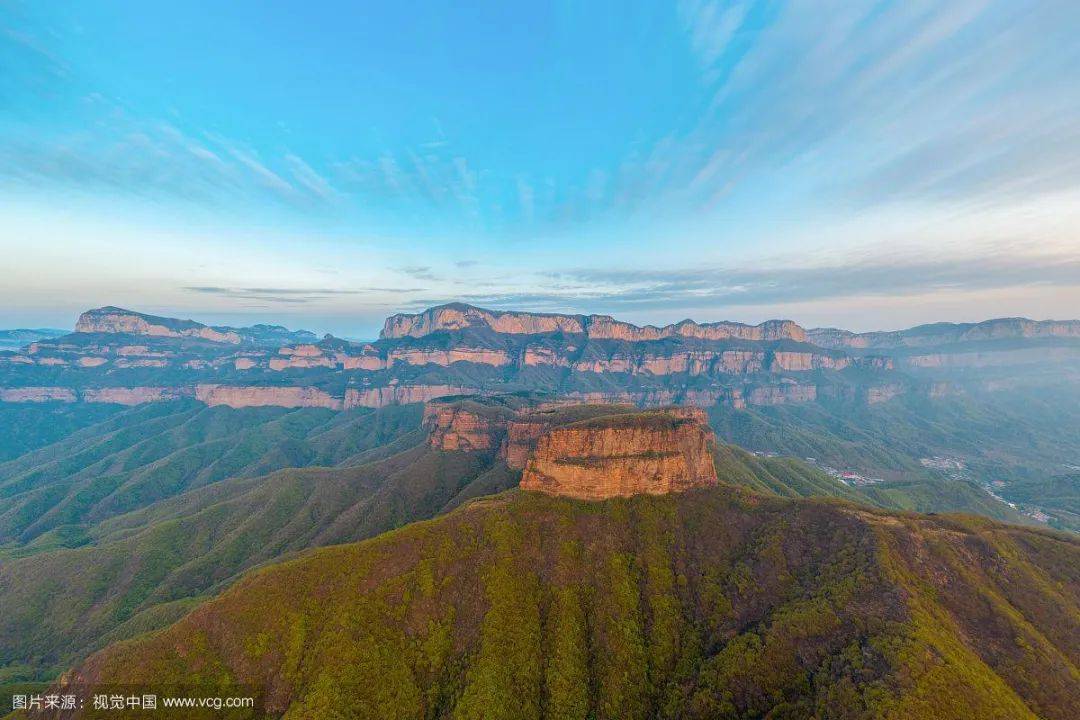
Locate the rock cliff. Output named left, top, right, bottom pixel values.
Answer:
left=422, top=401, right=509, bottom=451
left=7, top=303, right=1074, bottom=413
left=808, top=318, right=1080, bottom=349
left=381, top=302, right=807, bottom=342
left=195, top=384, right=343, bottom=410
left=76, top=307, right=242, bottom=344
left=74, top=307, right=316, bottom=346
left=520, top=407, right=718, bottom=500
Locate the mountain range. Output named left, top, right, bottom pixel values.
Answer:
left=3, top=403, right=1077, bottom=719
left=1, top=304, right=1077, bottom=532
left=3, top=303, right=1078, bottom=410
left=1, top=304, right=1078, bottom=717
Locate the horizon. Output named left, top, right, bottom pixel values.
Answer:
left=3, top=1, right=1079, bottom=335
left=9, top=300, right=1080, bottom=343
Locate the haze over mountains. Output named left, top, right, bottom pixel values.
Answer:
left=1, top=304, right=1078, bottom=718
left=3, top=303, right=1078, bottom=411
left=2, top=303, right=1076, bottom=532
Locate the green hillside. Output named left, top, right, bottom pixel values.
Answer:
left=709, top=387, right=1078, bottom=529
left=0, top=402, right=126, bottom=462
left=0, top=442, right=508, bottom=682
left=0, top=400, right=421, bottom=545
left=52, top=487, right=1080, bottom=719
left=0, top=416, right=860, bottom=684
left=0, top=395, right=1050, bottom=688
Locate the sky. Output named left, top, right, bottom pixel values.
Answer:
left=2, top=0, right=1079, bottom=339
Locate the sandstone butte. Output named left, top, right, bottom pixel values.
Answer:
left=520, top=407, right=719, bottom=500
left=381, top=302, right=807, bottom=342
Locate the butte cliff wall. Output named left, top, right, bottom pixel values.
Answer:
left=519, top=408, right=718, bottom=500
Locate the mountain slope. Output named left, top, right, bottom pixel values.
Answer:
left=0, top=441, right=513, bottom=680
left=709, top=387, right=1079, bottom=529
left=0, top=400, right=421, bottom=545
left=0, top=402, right=127, bottom=462
left=0, top=411, right=858, bottom=684
left=61, top=487, right=1080, bottom=719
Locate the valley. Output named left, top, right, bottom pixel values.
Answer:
left=0, top=306, right=1077, bottom=717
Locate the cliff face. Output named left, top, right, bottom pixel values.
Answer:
left=808, top=318, right=1080, bottom=349
left=75, top=307, right=242, bottom=344
left=0, top=386, right=77, bottom=402
left=381, top=302, right=807, bottom=342
left=344, top=384, right=477, bottom=409
left=73, top=307, right=317, bottom=346
left=520, top=408, right=718, bottom=500
left=81, top=386, right=190, bottom=405
left=194, top=384, right=343, bottom=410
left=7, top=303, right=1074, bottom=414
left=382, top=303, right=587, bottom=338
left=423, top=402, right=506, bottom=451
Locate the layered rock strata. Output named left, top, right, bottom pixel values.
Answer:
left=808, top=318, right=1080, bottom=349
left=76, top=307, right=242, bottom=344
left=520, top=407, right=718, bottom=500
left=382, top=302, right=807, bottom=342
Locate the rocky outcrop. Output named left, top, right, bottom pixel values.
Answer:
left=902, top=346, right=1080, bottom=369
left=382, top=304, right=587, bottom=338
left=520, top=408, right=717, bottom=500
left=195, top=384, right=342, bottom=410
left=747, top=383, right=817, bottom=406
left=15, top=303, right=1067, bottom=413
left=76, top=307, right=242, bottom=344
left=382, top=303, right=807, bottom=342
left=0, top=387, right=77, bottom=402
left=808, top=318, right=1080, bottom=349
left=422, top=396, right=651, bottom=466
left=863, top=383, right=904, bottom=405
left=502, top=418, right=552, bottom=468
left=769, top=351, right=849, bottom=372
left=344, top=384, right=478, bottom=409
left=423, top=402, right=507, bottom=451
left=82, top=387, right=191, bottom=405
left=74, top=307, right=318, bottom=346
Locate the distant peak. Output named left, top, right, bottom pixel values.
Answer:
left=73, top=306, right=317, bottom=346
left=380, top=303, right=807, bottom=342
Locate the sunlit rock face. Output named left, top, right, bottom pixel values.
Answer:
left=6, top=302, right=1069, bottom=414
left=194, top=384, right=343, bottom=410
left=76, top=307, right=243, bottom=344
left=423, top=402, right=503, bottom=451
left=380, top=302, right=807, bottom=342
left=520, top=407, right=718, bottom=500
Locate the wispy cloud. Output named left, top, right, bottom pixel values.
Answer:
left=397, top=265, right=440, bottom=282
left=331, top=145, right=481, bottom=219
left=678, top=0, right=750, bottom=70
left=398, top=247, right=1080, bottom=317
left=0, top=114, right=344, bottom=209
left=184, top=286, right=363, bottom=304
left=646, top=0, right=1080, bottom=217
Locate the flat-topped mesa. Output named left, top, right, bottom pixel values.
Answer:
left=520, top=407, right=718, bottom=500
left=75, top=307, right=242, bottom=344
left=807, top=317, right=1080, bottom=349
left=422, top=394, right=638, bottom=458
left=73, top=307, right=319, bottom=347
left=381, top=303, right=807, bottom=342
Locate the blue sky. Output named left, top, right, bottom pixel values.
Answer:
left=2, top=0, right=1078, bottom=338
